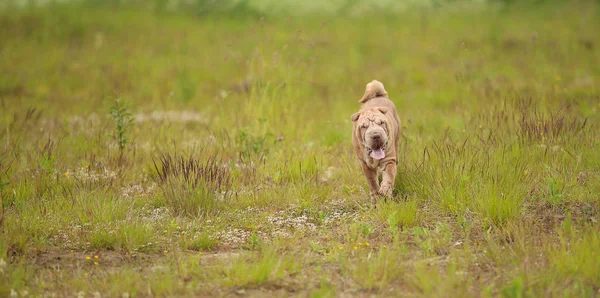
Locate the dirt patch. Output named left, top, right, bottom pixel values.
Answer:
left=23, top=248, right=247, bottom=270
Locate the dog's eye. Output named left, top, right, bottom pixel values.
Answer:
left=375, top=120, right=383, bottom=125
left=361, top=122, right=369, bottom=128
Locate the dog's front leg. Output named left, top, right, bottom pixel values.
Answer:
left=360, top=161, right=380, bottom=204
left=378, top=162, right=397, bottom=198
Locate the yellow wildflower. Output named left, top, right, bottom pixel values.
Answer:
left=94, top=255, right=99, bottom=259
left=64, top=171, right=69, bottom=177
left=85, top=256, right=91, bottom=260
left=94, top=262, right=98, bottom=266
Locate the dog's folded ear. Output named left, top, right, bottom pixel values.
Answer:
left=351, top=112, right=361, bottom=122
left=378, top=107, right=389, bottom=114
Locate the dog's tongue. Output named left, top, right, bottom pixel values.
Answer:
left=370, top=148, right=385, bottom=160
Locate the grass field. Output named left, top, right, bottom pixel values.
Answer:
left=1, top=1, right=599, bottom=296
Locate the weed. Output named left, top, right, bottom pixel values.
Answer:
left=39, top=153, right=55, bottom=176
left=246, top=231, right=262, bottom=250
left=411, top=222, right=454, bottom=256
left=545, top=177, right=565, bottom=205
left=358, top=222, right=375, bottom=237
left=176, top=72, right=196, bottom=102
left=0, top=161, right=11, bottom=224
left=236, top=128, right=274, bottom=162
left=108, top=98, right=135, bottom=160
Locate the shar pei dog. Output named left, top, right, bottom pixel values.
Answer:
left=351, top=80, right=401, bottom=204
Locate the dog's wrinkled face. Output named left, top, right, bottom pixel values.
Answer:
left=352, top=108, right=390, bottom=160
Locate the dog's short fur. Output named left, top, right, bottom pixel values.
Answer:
left=351, top=80, right=401, bottom=204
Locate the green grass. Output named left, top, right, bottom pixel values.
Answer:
left=1, top=0, right=599, bottom=296
left=344, top=244, right=408, bottom=290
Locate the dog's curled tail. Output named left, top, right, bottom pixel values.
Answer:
left=359, top=80, right=388, bottom=103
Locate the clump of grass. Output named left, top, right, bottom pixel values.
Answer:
left=371, top=199, right=420, bottom=232
left=500, top=275, right=527, bottom=298
left=153, top=151, right=231, bottom=216
left=310, top=280, right=336, bottom=298
left=220, top=247, right=299, bottom=288
left=550, top=225, right=600, bottom=286
left=153, top=151, right=231, bottom=190
left=158, top=179, right=218, bottom=217
left=517, top=106, right=590, bottom=144
left=187, top=233, right=218, bottom=251
left=472, top=183, right=524, bottom=228
left=89, top=223, right=155, bottom=251
left=408, top=259, right=472, bottom=297
left=89, top=230, right=118, bottom=250
left=344, top=245, right=407, bottom=290
left=410, top=223, right=453, bottom=256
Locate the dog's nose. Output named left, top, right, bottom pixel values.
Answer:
left=372, top=134, right=381, bottom=140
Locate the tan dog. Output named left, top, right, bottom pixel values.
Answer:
left=351, top=80, right=401, bottom=204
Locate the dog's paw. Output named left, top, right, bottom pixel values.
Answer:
left=378, top=183, right=393, bottom=198
left=370, top=191, right=379, bottom=205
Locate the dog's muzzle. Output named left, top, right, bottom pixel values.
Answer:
left=365, top=141, right=387, bottom=154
